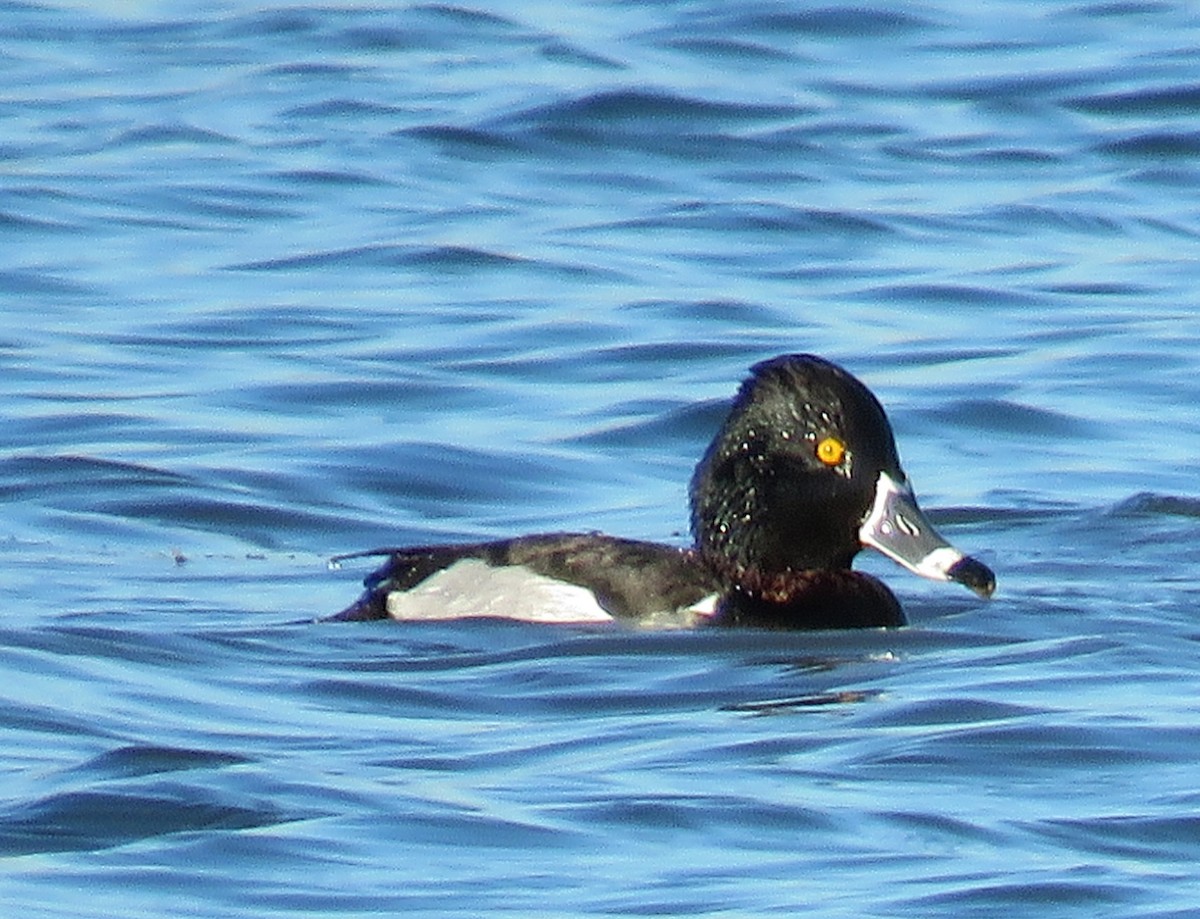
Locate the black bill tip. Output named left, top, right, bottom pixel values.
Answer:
left=947, top=555, right=996, bottom=599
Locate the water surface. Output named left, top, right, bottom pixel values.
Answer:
left=3, top=1, right=1200, bottom=916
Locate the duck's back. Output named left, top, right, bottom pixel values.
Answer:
left=332, top=533, right=720, bottom=625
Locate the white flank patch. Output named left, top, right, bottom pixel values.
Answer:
left=385, top=558, right=615, bottom=624
left=637, top=593, right=720, bottom=630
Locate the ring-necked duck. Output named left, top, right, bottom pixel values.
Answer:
left=331, top=354, right=994, bottom=629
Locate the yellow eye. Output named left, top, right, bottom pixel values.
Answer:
left=816, top=436, right=845, bottom=466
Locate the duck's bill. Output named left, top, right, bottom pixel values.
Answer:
left=858, top=472, right=995, bottom=598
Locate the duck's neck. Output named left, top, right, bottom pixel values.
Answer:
left=710, top=570, right=905, bottom=629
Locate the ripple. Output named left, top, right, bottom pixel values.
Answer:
left=0, top=209, right=82, bottom=234
left=920, top=398, right=1102, bottom=438
left=282, top=99, right=408, bottom=119
left=483, top=88, right=807, bottom=157
left=77, top=744, right=253, bottom=780
left=860, top=722, right=1198, bottom=773
left=654, top=36, right=800, bottom=64
left=928, top=69, right=1101, bottom=102
left=867, top=283, right=1045, bottom=307
left=0, top=789, right=286, bottom=855
left=852, top=696, right=1043, bottom=728
left=497, top=89, right=804, bottom=129
left=400, top=124, right=530, bottom=155
left=110, top=123, right=236, bottom=148
left=539, top=40, right=625, bottom=70
left=733, top=7, right=935, bottom=37
left=219, top=8, right=324, bottom=38
left=1106, top=492, right=1200, bottom=519
left=128, top=304, right=363, bottom=350
left=0, top=454, right=193, bottom=496
left=565, top=399, right=725, bottom=449
left=94, top=494, right=352, bottom=548
left=1066, top=83, right=1200, bottom=115
left=330, top=6, right=527, bottom=56
left=0, top=270, right=97, bottom=297
left=603, top=201, right=893, bottom=237
left=225, top=243, right=615, bottom=279
left=902, top=877, right=1137, bottom=912
left=311, top=441, right=586, bottom=510
left=1095, top=130, right=1200, bottom=158
left=1027, top=813, right=1200, bottom=862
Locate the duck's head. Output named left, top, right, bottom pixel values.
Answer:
left=689, top=354, right=994, bottom=613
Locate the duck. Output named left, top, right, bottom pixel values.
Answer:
left=330, top=354, right=994, bottom=629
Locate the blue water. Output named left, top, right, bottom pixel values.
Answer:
left=4, top=0, right=1200, bottom=915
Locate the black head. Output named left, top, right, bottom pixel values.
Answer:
left=690, top=354, right=994, bottom=609
left=690, top=355, right=899, bottom=593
